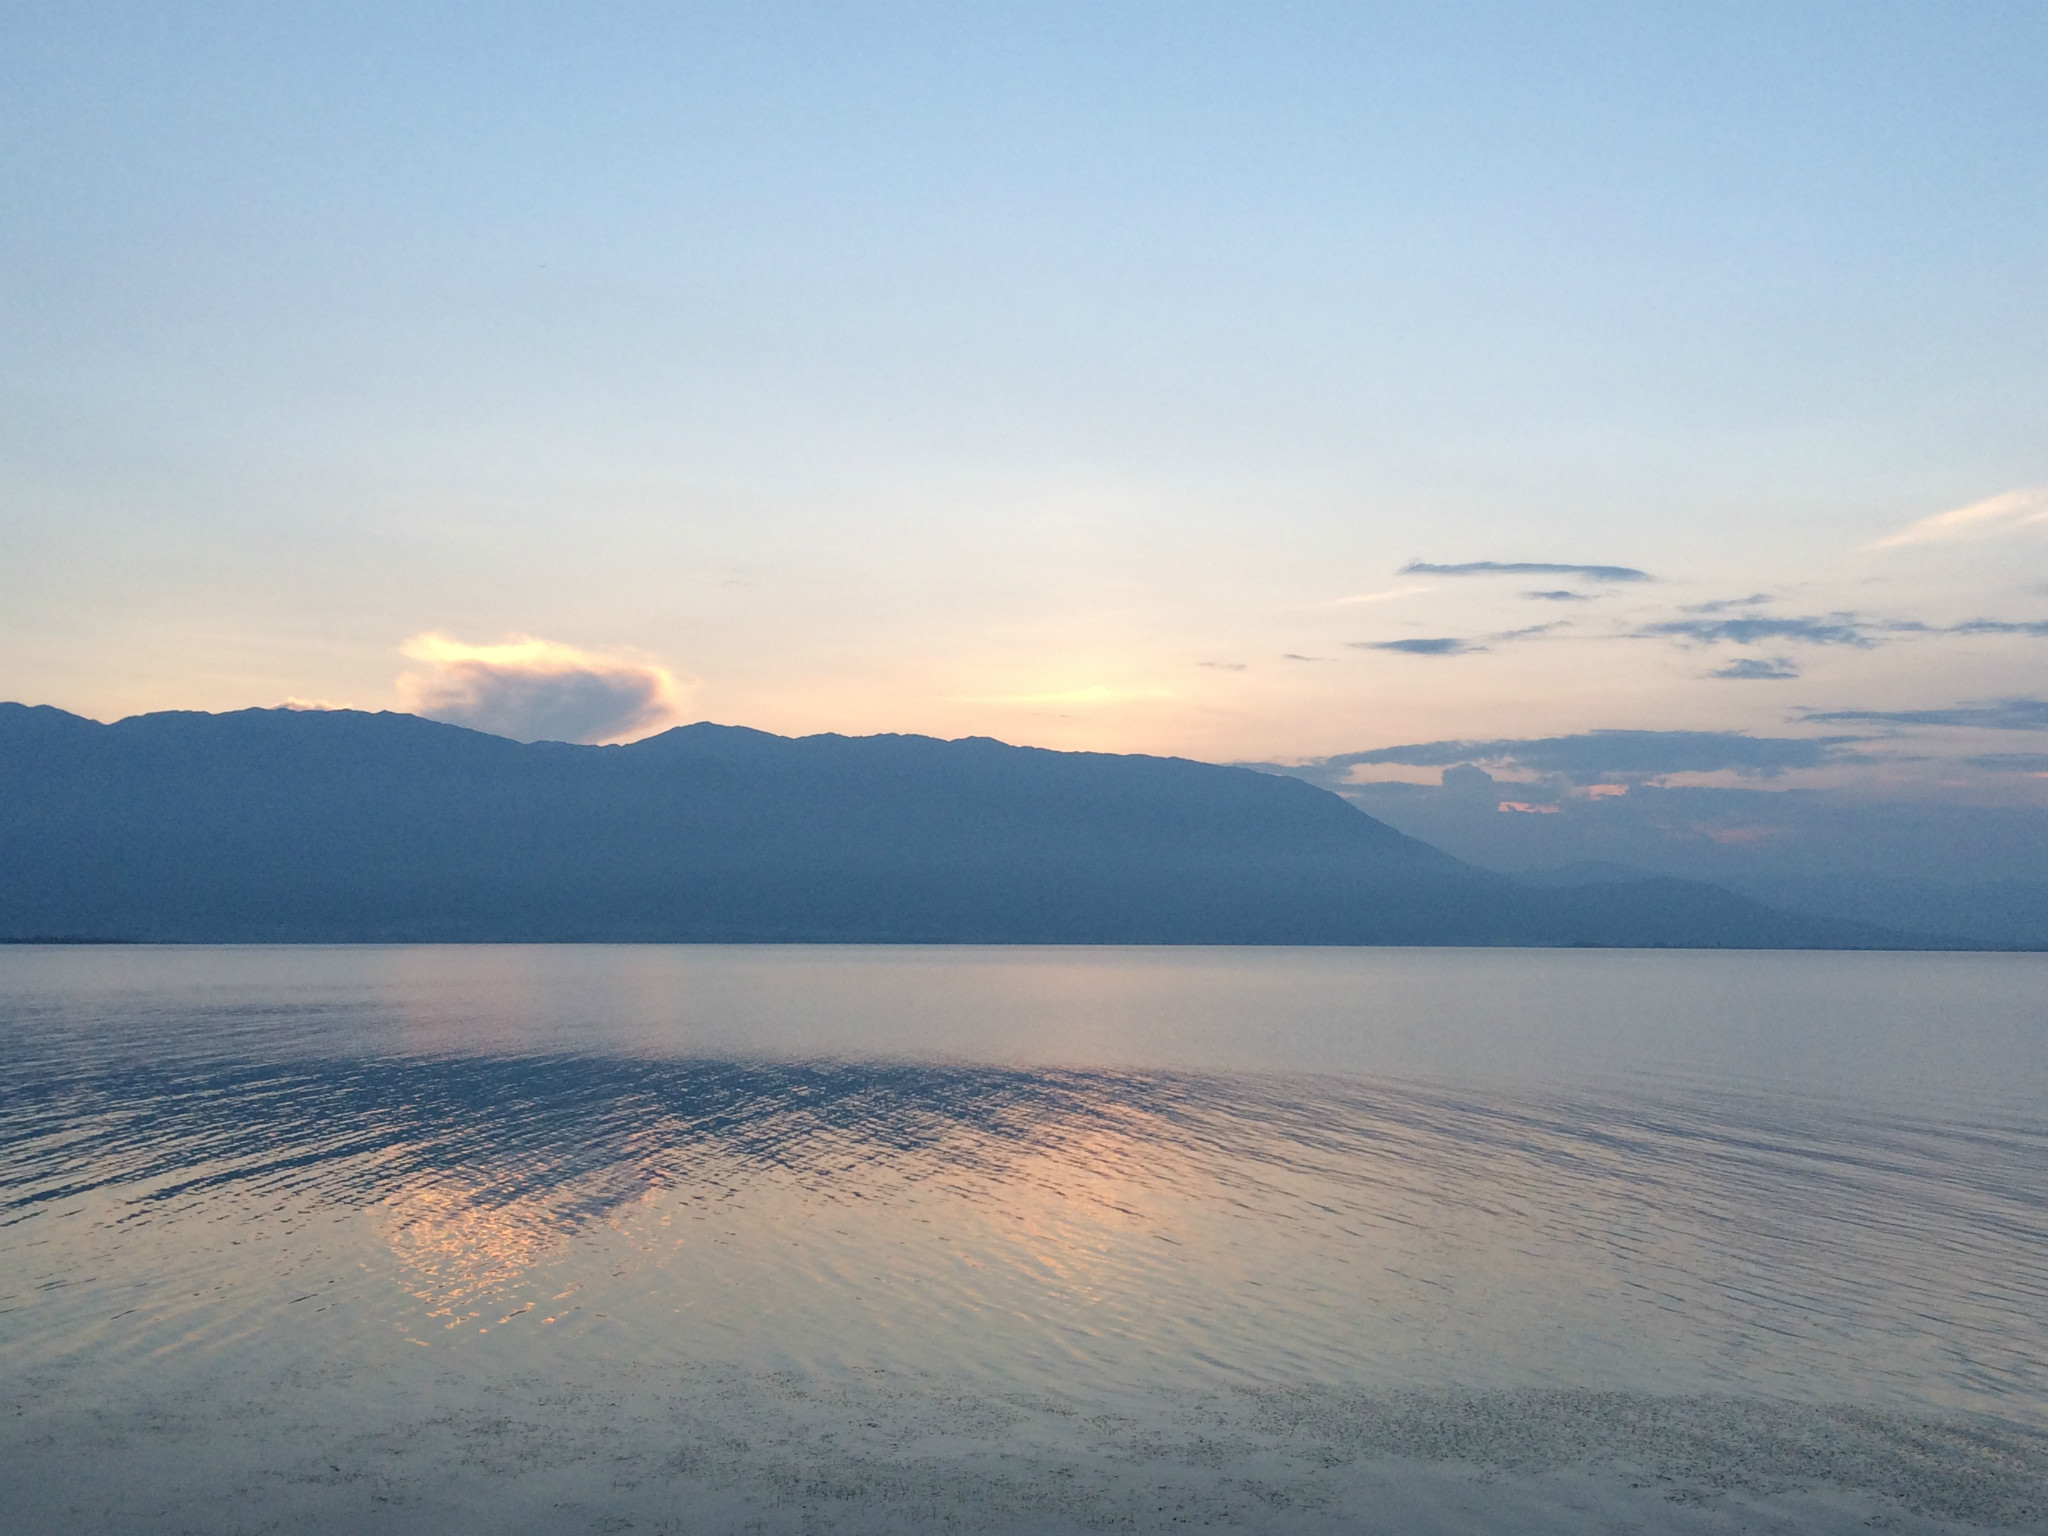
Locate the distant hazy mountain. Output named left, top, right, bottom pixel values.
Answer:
left=1500, top=861, right=2048, bottom=949
left=0, top=703, right=1938, bottom=948
left=1715, top=873, right=2048, bottom=950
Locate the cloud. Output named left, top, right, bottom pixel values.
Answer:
left=1949, top=619, right=2048, bottom=637
left=1196, top=661, right=1248, bottom=670
left=1640, top=614, right=1886, bottom=647
left=1523, top=589, right=1591, bottom=602
left=1644, top=611, right=2043, bottom=650
left=1681, top=593, right=1774, bottom=614
left=1964, top=753, right=2048, bottom=773
left=1356, top=637, right=1486, bottom=656
left=397, top=633, right=689, bottom=744
left=1302, top=729, right=1866, bottom=784
left=1711, top=657, right=1800, bottom=680
left=1798, top=697, right=2048, bottom=731
left=1350, top=623, right=1563, bottom=658
left=1400, top=560, right=1652, bottom=582
left=1334, top=584, right=1434, bottom=605
left=1873, top=487, right=2048, bottom=549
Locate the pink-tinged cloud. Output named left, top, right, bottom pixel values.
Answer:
left=1874, top=487, right=2048, bottom=549
left=397, top=633, right=690, bottom=744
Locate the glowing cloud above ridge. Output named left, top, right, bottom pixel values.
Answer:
left=1874, top=487, right=2048, bottom=548
left=397, top=633, right=689, bottom=744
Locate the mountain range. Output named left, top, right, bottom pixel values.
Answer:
left=0, top=702, right=1961, bottom=948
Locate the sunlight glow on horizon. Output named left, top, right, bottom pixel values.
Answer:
left=2, top=3, right=2045, bottom=794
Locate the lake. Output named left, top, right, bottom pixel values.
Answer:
left=4, top=944, right=2047, bottom=1533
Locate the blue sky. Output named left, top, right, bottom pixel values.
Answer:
left=5, top=2, right=2046, bottom=842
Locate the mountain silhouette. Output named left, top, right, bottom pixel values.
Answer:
left=0, top=703, right=1926, bottom=947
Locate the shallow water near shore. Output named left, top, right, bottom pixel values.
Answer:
left=4, top=944, right=2047, bottom=1532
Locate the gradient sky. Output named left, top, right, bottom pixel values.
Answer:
left=5, top=3, right=2046, bottom=806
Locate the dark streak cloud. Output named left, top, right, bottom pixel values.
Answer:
left=1401, top=560, right=1651, bottom=582
left=1712, top=657, right=1800, bottom=680
left=1950, top=619, right=2048, bottom=636
left=1302, top=729, right=1866, bottom=783
left=1356, top=637, right=1485, bottom=656
left=1645, top=611, right=2044, bottom=651
left=1965, top=753, right=2048, bottom=772
left=1682, top=594, right=1774, bottom=614
left=1352, top=623, right=1564, bottom=658
left=1641, top=615, right=1882, bottom=647
left=1799, top=698, right=2048, bottom=731
left=1523, top=590, right=1592, bottom=602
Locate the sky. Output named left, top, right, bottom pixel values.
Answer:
left=4, top=2, right=2047, bottom=876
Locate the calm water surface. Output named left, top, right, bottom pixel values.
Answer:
left=4, top=944, right=2047, bottom=1427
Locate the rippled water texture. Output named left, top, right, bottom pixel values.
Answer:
left=4, top=945, right=2048, bottom=1533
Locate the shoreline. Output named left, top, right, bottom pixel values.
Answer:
left=8, top=1362, right=2046, bottom=1534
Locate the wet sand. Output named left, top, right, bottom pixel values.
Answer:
left=8, top=1357, right=2045, bottom=1534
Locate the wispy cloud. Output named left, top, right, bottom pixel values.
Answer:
left=397, top=633, right=689, bottom=744
left=1350, top=623, right=1563, bottom=658
left=1640, top=614, right=1889, bottom=647
left=1873, top=487, right=2048, bottom=549
left=1964, top=753, right=2048, bottom=773
left=1949, top=619, right=2048, bottom=636
left=1523, top=589, right=1592, bottom=602
left=1400, top=560, right=1651, bottom=582
left=1681, top=593, right=1774, bottom=614
left=1287, top=729, right=1866, bottom=784
left=1334, top=584, right=1434, bottom=606
left=1711, top=657, right=1800, bottom=680
left=1798, top=698, right=2048, bottom=731
left=1357, top=637, right=1482, bottom=656
left=1644, top=609, right=2045, bottom=650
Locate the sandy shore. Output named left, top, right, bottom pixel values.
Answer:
left=7, top=1352, right=2045, bottom=1534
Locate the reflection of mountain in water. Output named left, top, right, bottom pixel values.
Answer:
left=7, top=1049, right=2043, bottom=1235
left=4, top=1038, right=2048, bottom=1410
left=0, top=702, right=1918, bottom=946
left=6, top=1054, right=1199, bottom=1231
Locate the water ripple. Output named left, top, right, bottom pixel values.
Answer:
left=4, top=947, right=2046, bottom=1430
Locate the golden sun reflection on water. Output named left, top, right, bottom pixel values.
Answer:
left=2, top=945, right=2045, bottom=1445
left=375, top=1181, right=583, bottom=1336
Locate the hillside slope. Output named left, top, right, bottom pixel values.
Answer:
left=0, top=704, right=1921, bottom=947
